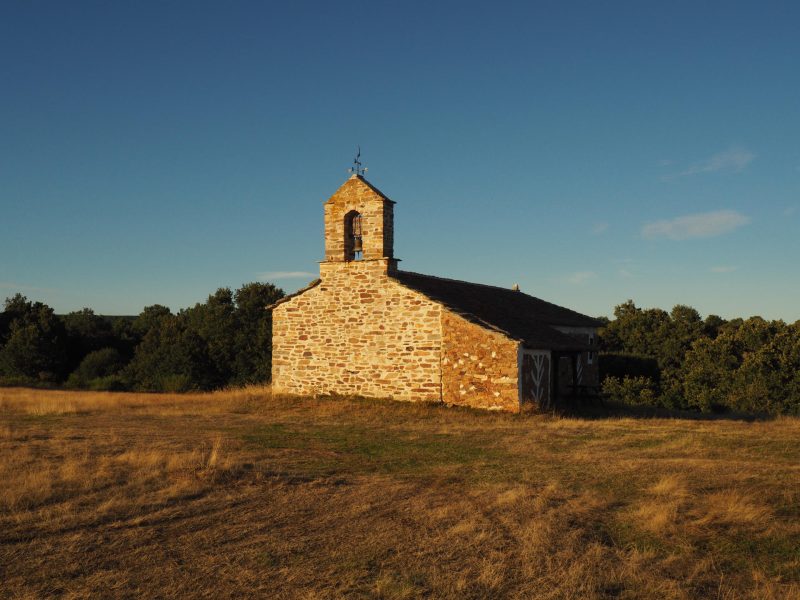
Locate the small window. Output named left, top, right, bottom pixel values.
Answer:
left=588, top=334, right=595, bottom=364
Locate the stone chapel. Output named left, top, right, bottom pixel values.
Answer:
left=270, top=174, right=600, bottom=412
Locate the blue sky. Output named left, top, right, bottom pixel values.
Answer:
left=2, top=1, right=798, bottom=320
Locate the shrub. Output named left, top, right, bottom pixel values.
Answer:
left=67, top=348, right=124, bottom=389
left=602, top=376, right=658, bottom=406
left=159, top=374, right=194, bottom=393
left=599, top=352, right=660, bottom=383
left=87, top=375, right=128, bottom=391
left=0, top=375, right=38, bottom=387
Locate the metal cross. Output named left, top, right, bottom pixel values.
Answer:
left=348, top=146, right=368, bottom=176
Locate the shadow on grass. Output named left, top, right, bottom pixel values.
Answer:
left=242, top=420, right=506, bottom=479
left=268, top=391, right=777, bottom=424
left=549, top=398, right=774, bottom=422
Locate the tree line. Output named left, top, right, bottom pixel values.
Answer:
left=1, top=290, right=798, bottom=414
left=0, top=283, right=284, bottom=392
left=599, top=301, right=800, bottom=415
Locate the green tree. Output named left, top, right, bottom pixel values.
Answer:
left=124, top=315, right=218, bottom=392
left=682, top=317, right=800, bottom=414
left=0, top=295, right=68, bottom=382
left=63, top=308, right=117, bottom=372
left=131, top=305, right=173, bottom=339
left=600, top=301, right=672, bottom=358
left=183, top=288, right=238, bottom=385
left=703, top=314, right=727, bottom=339
left=682, top=335, right=740, bottom=412
left=729, top=321, right=799, bottom=414
left=123, top=283, right=283, bottom=392
left=231, top=282, right=284, bottom=384
left=599, top=301, right=705, bottom=407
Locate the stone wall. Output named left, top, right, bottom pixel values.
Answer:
left=440, top=311, right=520, bottom=412
left=324, top=176, right=394, bottom=262
left=271, top=260, right=442, bottom=401
left=271, top=259, right=524, bottom=411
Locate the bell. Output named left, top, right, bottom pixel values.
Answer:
left=352, top=236, right=363, bottom=253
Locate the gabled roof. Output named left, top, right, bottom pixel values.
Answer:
left=324, top=175, right=396, bottom=205
left=391, top=271, right=601, bottom=350
left=266, top=279, right=321, bottom=310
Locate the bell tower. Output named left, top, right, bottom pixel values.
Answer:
left=322, top=174, right=397, bottom=274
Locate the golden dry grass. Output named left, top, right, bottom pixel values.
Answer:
left=1, top=386, right=799, bottom=599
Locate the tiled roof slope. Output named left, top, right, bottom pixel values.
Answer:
left=392, top=271, right=601, bottom=350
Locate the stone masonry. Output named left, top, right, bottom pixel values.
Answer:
left=441, top=310, right=520, bottom=411
left=323, top=176, right=394, bottom=262
left=272, top=259, right=443, bottom=401
left=272, top=262, right=522, bottom=409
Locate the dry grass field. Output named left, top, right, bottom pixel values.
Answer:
left=1, top=387, right=799, bottom=599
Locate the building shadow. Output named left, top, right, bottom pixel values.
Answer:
left=549, top=398, right=774, bottom=422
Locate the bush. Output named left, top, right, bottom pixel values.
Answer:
left=159, top=374, right=194, bottom=393
left=86, top=375, right=128, bottom=391
left=0, top=375, right=38, bottom=387
left=599, top=352, right=660, bottom=383
left=601, top=376, right=658, bottom=406
left=67, top=348, right=124, bottom=389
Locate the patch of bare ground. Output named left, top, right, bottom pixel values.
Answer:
left=1, top=386, right=799, bottom=599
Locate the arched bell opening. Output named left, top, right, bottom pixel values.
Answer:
left=344, top=211, right=363, bottom=261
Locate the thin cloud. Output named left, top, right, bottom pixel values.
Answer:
left=641, top=210, right=751, bottom=240
left=664, top=146, right=755, bottom=180
left=258, top=271, right=316, bottom=280
left=784, top=206, right=797, bottom=216
left=710, top=265, right=738, bottom=273
left=591, top=222, right=609, bottom=235
left=566, top=271, right=597, bottom=285
left=614, top=259, right=635, bottom=278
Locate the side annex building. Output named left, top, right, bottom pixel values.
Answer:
left=270, top=175, right=600, bottom=412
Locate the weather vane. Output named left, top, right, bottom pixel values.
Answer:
left=348, top=146, right=368, bottom=176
